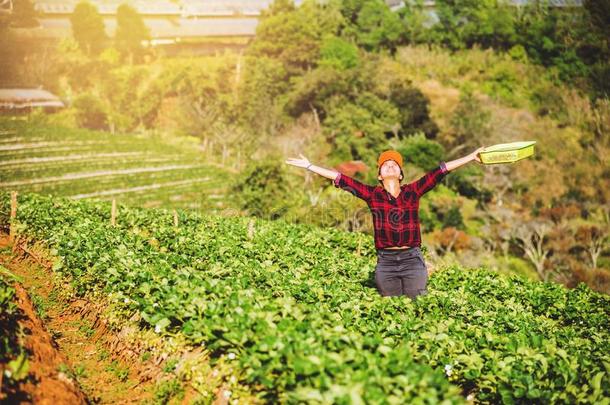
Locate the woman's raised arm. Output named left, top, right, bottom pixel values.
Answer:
left=285, top=154, right=339, bottom=181
left=445, top=146, right=485, bottom=172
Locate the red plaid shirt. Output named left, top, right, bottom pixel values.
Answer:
left=334, top=163, right=449, bottom=249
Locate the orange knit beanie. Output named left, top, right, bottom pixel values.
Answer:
left=377, top=150, right=403, bottom=170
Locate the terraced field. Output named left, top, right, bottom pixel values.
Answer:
left=0, top=119, right=231, bottom=210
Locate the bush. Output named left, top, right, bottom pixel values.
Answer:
left=388, top=81, right=439, bottom=138
left=444, top=164, right=492, bottom=203
left=449, top=88, right=490, bottom=147
left=396, top=133, right=445, bottom=172
left=324, top=92, right=399, bottom=166
left=319, top=35, right=360, bottom=71
left=73, top=93, right=107, bottom=130
left=232, top=158, right=294, bottom=220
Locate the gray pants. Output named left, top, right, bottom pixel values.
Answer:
left=375, top=247, right=428, bottom=299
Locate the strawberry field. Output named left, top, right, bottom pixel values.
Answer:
left=1, top=192, right=608, bottom=403
left=0, top=120, right=230, bottom=210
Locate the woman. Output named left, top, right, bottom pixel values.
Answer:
left=285, top=147, right=484, bottom=298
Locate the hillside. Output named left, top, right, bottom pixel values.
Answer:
left=1, top=192, right=608, bottom=403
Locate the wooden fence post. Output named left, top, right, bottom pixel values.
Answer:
left=9, top=191, right=17, bottom=243
left=111, top=199, right=117, bottom=227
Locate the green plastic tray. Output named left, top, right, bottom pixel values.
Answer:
left=479, top=141, right=536, bottom=164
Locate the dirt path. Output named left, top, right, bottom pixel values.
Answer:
left=0, top=235, right=156, bottom=404
left=4, top=282, right=87, bottom=404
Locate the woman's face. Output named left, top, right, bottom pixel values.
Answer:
left=378, top=160, right=402, bottom=181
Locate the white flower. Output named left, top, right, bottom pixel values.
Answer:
left=154, top=324, right=162, bottom=333
left=228, top=352, right=236, bottom=360
left=124, top=298, right=130, bottom=304
left=444, top=364, right=453, bottom=377
left=223, top=390, right=232, bottom=399
left=212, top=369, right=219, bottom=377
left=153, top=302, right=159, bottom=308
left=467, top=393, right=475, bottom=401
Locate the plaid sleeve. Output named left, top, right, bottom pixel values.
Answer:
left=410, top=163, right=448, bottom=197
left=333, top=173, right=375, bottom=202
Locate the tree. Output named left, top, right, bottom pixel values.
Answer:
left=237, top=56, right=288, bottom=135
left=319, top=35, right=360, bottom=71
left=397, top=0, right=430, bottom=45
left=73, top=92, right=108, bottom=130
left=396, top=133, right=444, bottom=172
left=584, top=0, right=610, bottom=40
left=583, top=0, right=610, bottom=97
left=431, top=227, right=471, bottom=254
left=283, top=65, right=355, bottom=119
left=263, top=0, right=296, bottom=16
left=449, top=88, right=490, bottom=150
left=354, top=0, right=403, bottom=52
left=324, top=92, right=400, bottom=167
left=340, top=0, right=403, bottom=52
left=70, top=1, right=106, bottom=55
left=575, top=225, right=609, bottom=270
left=388, top=81, right=439, bottom=138
left=232, top=159, right=293, bottom=219
left=431, top=0, right=516, bottom=50
left=514, top=221, right=553, bottom=281
left=249, top=0, right=343, bottom=75
left=115, top=3, right=150, bottom=64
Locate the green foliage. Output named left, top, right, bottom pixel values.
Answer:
left=396, top=133, right=445, bottom=172
left=450, top=88, right=490, bottom=148
left=237, top=56, right=288, bottom=134
left=232, top=159, right=293, bottom=219
left=444, top=164, right=492, bottom=203
left=73, top=92, right=108, bottom=130
left=584, top=0, right=610, bottom=42
left=0, top=119, right=230, bottom=210
left=0, top=277, right=29, bottom=387
left=115, top=4, right=150, bottom=63
left=154, top=378, right=185, bottom=403
left=480, top=61, right=522, bottom=106
left=70, top=1, right=107, bottom=55
left=388, top=0, right=609, bottom=96
left=283, top=66, right=355, bottom=119
left=397, top=0, right=430, bottom=45
left=339, top=0, right=404, bottom=52
left=430, top=0, right=516, bottom=50
left=0, top=279, right=18, bottom=359
left=249, top=0, right=342, bottom=75
left=351, top=0, right=403, bottom=52
left=319, top=35, right=360, bottom=71
left=325, top=92, right=399, bottom=165
left=2, top=192, right=609, bottom=403
left=388, top=81, right=439, bottom=138
left=5, top=353, right=30, bottom=382
left=498, top=256, right=538, bottom=281
left=105, top=360, right=129, bottom=382
left=101, top=65, right=163, bottom=132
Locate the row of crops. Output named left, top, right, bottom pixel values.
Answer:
left=0, top=120, right=230, bottom=210
left=0, top=268, right=29, bottom=389
left=1, top=192, right=608, bottom=403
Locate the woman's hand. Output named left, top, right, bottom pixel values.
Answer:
left=285, top=154, right=311, bottom=169
left=471, top=146, right=485, bottom=164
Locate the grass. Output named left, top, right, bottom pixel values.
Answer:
left=105, top=360, right=130, bottom=382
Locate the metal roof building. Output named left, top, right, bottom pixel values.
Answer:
left=0, top=89, right=65, bottom=112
